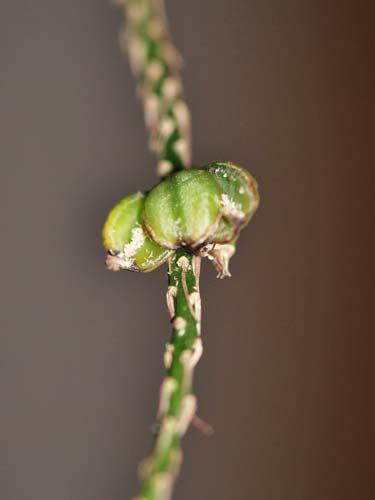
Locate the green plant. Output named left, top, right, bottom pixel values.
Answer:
left=104, top=1, right=259, bottom=498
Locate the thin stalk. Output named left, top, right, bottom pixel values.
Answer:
left=117, top=0, right=192, bottom=177
left=115, top=1, right=202, bottom=499
left=137, top=251, right=202, bottom=500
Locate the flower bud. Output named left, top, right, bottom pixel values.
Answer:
left=206, top=161, right=260, bottom=243
left=103, top=162, right=259, bottom=277
left=143, top=168, right=222, bottom=249
left=102, top=192, right=173, bottom=272
left=201, top=161, right=259, bottom=277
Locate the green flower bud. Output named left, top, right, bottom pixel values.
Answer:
left=102, top=192, right=173, bottom=272
left=103, top=162, right=259, bottom=277
left=200, top=161, right=259, bottom=277
left=206, top=161, right=260, bottom=243
left=143, top=168, right=222, bottom=249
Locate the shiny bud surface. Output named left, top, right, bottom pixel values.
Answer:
left=143, top=169, right=222, bottom=249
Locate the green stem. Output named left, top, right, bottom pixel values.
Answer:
left=118, top=0, right=192, bottom=177
left=167, top=252, right=201, bottom=417
left=137, top=251, right=201, bottom=500
left=115, top=2, right=202, bottom=499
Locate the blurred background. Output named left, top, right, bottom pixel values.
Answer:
left=1, top=1, right=374, bottom=499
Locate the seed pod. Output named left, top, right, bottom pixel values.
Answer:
left=143, top=168, right=222, bottom=249
left=102, top=192, right=173, bottom=272
left=206, top=161, right=260, bottom=244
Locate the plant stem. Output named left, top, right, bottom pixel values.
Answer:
left=117, top=0, right=192, bottom=177
left=136, top=251, right=202, bottom=500
left=115, top=1, right=202, bottom=499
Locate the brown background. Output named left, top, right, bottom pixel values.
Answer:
left=1, top=1, right=374, bottom=499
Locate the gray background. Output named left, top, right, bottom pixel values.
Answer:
left=1, top=1, right=374, bottom=499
